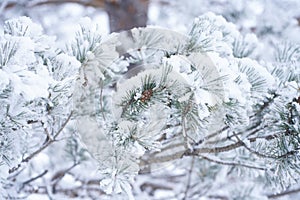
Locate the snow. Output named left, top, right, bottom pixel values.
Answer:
left=0, top=70, right=9, bottom=90
left=27, top=194, right=50, bottom=200
left=4, top=16, right=43, bottom=38
left=1, top=1, right=300, bottom=199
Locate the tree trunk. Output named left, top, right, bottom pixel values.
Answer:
left=105, top=0, right=149, bottom=33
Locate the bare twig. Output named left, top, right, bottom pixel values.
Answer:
left=99, top=80, right=106, bottom=121
left=51, top=162, right=78, bottom=183
left=20, top=170, right=48, bottom=190
left=183, top=157, right=195, bottom=200
left=204, top=125, right=229, bottom=141
left=207, top=195, right=228, bottom=200
left=24, top=184, right=105, bottom=198
left=51, top=162, right=79, bottom=194
left=199, top=155, right=266, bottom=171
left=53, top=111, right=73, bottom=139
left=140, top=182, right=173, bottom=192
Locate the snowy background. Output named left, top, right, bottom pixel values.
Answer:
left=1, top=0, right=300, bottom=47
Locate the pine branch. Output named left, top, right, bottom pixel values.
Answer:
left=0, top=40, right=17, bottom=68
left=9, top=112, right=73, bottom=174
left=232, top=131, right=276, bottom=159
left=23, top=111, right=73, bottom=162
left=142, top=132, right=295, bottom=168
left=119, top=68, right=175, bottom=119
left=142, top=141, right=245, bottom=165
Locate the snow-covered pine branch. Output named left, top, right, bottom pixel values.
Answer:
left=0, top=12, right=299, bottom=200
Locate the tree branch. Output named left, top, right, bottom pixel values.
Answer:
left=143, top=141, right=244, bottom=165
left=20, top=170, right=48, bottom=190
left=9, top=112, right=73, bottom=174
left=23, top=111, right=73, bottom=162
left=232, top=131, right=300, bottom=160
left=199, top=155, right=266, bottom=171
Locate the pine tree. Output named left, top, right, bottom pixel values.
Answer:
left=0, top=12, right=299, bottom=200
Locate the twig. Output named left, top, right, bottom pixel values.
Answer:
left=20, top=170, right=48, bottom=190
left=24, top=184, right=105, bottom=198
left=51, top=162, right=78, bottom=183
left=268, top=187, right=300, bottom=199
left=207, top=195, right=228, bottom=200
left=199, top=155, right=266, bottom=171
left=232, top=131, right=276, bottom=159
left=9, top=112, right=73, bottom=173
left=53, top=111, right=73, bottom=139
left=191, top=141, right=244, bottom=154
left=7, top=167, right=25, bottom=180
left=232, top=131, right=300, bottom=160
left=204, top=125, right=229, bottom=141
left=51, top=162, right=79, bottom=194
left=183, top=157, right=195, bottom=200
left=182, top=116, right=189, bottom=150
left=142, top=131, right=281, bottom=167
left=140, top=182, right=173, bottom=192
left=23, top=112, right=73, bottom=162
left=144, top=141, right=244, bottom=165
left=99, top=80, right=106, bottom=121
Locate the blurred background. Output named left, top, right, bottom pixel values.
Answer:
left=1, top=0, right=300, bottom=53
